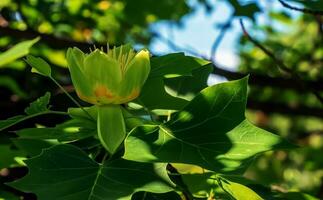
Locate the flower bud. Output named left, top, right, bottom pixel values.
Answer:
left=66, top=44, right=150, bottom=105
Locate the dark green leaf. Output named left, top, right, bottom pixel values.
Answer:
left=0, top=92, right=53, bottom=131
left=124, top=77, right=295, bottom=173
left=9, top=144, right=175, bottom=200
left=132, top=191, right=182, bottom=200
left=0, top=134, right=25, bottom=168
left=0, top=145, right=24, bottom=168
left=164, top=64, right=213, bottom=101
left=0, top=115, right=25, bottom=132
left=11, top=138, right=53, bottom=157
left=24, top=92, right=51, bottom=115
left=138, top=53, right=211, bottom=110
left=16, top=119, right=96, bottom=142
left=0, top=186, right=20, bottom=200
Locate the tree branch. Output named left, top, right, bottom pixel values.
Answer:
left=0, top=26, right=106, bottom=51
left=278, top=0, right=323, bottom=16
left=212, top=64, right=323, bottom=92
left=153, top=30, right=323, bottom=92
left=239, top=19, right=323, bottom=104
left=247, top=100, right=323, bottom=118
left=210, top=15, right=234, bottom=62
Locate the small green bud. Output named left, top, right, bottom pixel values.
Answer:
left=66, top=44, right=150, bottom=105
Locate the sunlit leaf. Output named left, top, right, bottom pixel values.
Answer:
left=124, top=77, right=295, bottom=173
left=0, top=38, right=39, bottom=68
left=218, top=177, right=263, bottom=200
left=25, top=55, right=51, bottom=77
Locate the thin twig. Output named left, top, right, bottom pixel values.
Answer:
left=239, top=19, right=323, bottom=104
left=210, top=15, right=234, bottom=62
left=152, top=31, right=207, bottom=58
left=278, top=0, right=323, bottom=16
left=50, top=77, right=96, bottom=121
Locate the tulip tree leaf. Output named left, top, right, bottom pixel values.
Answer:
left=0, top=186, right=20, bottom=200
left=0, top=145, right=24, bottom=168
left=218, top=177, right=263, bottom=200
left=181, top=172, right=225, bottom=198
left=0, top=135, right=25, bottom=168
left=25, top=55, right=52, bottom=77
left=24, top=92, right=51, bottom=115
left=0, top=115, right=25, bottom=132
left=132, top=191, right=182, bottom=200
left=124, top=77, right=294, bottom=173
left=0, top=37, right=39, bottom=68
left=16, top=119, right=96, bottom=142
left=149, top=53, right=210, bottom=78
left=8, top=144, right=175, bottom=200
left=0, top=92, right=57, bottom=132
left=11, top=138, right=53, bottom=157
left=138, top=53, right=211, bottom=110
left=164, top=64, right=213, bottom=101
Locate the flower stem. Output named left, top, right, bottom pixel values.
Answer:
left=50, top=77, right=95, bottom=121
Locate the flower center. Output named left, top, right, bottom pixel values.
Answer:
left=108, top=45, right=136, bottom=74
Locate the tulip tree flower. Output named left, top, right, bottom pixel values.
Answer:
left=66, top=44, right=150, bottom=154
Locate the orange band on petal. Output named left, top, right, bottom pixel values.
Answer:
left=95, top=85, right=114, bottom=99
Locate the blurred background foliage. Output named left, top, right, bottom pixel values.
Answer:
left=0, top=0, right=322, bottom=199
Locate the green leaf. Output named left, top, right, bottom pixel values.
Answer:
left=124, top=77, right=294, bottom=173
left=218, top=177, right=264, bottom=200
left=11, top=138, right=53, bottom=157
left=0, top=145, right=24, bottom=168
left=0, top=185, right=20, bottom=200
left=164, top=64, right=213, bottom=101
left=180, top=171, right=224, bottom=199
left=9, top=144, right=175, bottom=200
left=0, top=135, right=25, bottom=168
left=0, top=37, right=39, bottom=68
left=97, top=105, right=126, bottom=154
left=138, top=53, right=211, bottom=110
left=68, top=106, right=97, bottom=121
left=0, top=115, right=25, bottom=132
left=16, top=119, right=96, bottom=142
left=132, top=191, right=182, bottom=200
left=0, top=92, right=66, bottom=132
left=24, top=92, right=51, bottom=115
left=25, top=55, right=52, bottom=77
left=228, top=183, right=320, bottom=200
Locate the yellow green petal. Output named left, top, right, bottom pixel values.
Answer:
left=119, top=49, right=150, bottom=97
